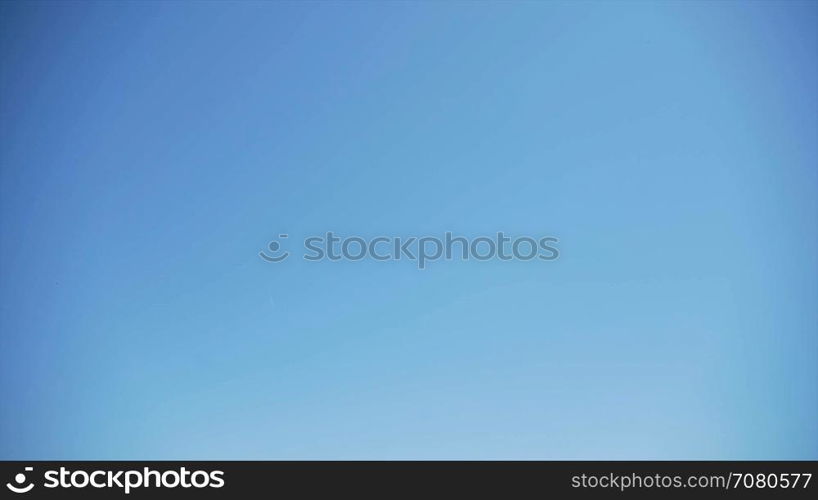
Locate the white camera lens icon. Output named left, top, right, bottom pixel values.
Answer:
left=6, top=467, right=34, bottom=494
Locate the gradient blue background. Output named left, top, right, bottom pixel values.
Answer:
left=1, top=1, right=816, bottom=459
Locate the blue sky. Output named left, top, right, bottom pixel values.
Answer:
left=1, top=1, right=816, bottom=459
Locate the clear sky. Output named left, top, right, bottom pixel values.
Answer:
left=1, top=1, right=816, bottom=459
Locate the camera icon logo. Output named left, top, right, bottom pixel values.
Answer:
left=6, top=467, right=34, bottom=494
